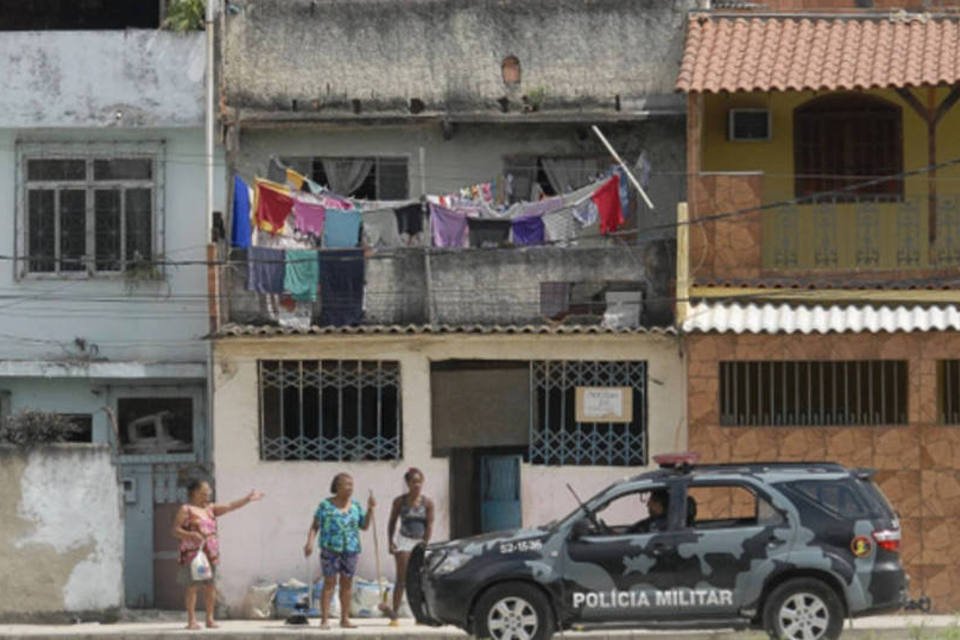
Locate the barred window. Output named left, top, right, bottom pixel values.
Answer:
left=529, top=361, right=647, bottom=466
left=20, top=144, right=160, bottom=277
left=258, top=360, right=401, bottom=461
left=719, top=360, right=908, bottom=427
left=938, top=360, right=960, bottom=425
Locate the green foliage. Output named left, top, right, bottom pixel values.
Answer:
left=162, top=0, right=205, bottom=32
left=0, top=410, right=83, bottom=449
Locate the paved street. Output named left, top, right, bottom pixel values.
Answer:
left=0, top=615, right=957, bottom=640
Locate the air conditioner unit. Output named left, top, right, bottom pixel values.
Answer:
left=728, top=109, right=771, bottom=141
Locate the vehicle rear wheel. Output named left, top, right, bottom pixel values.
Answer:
left=762, top=577, right=843, bottom=640
left=474, top=581, right=555, bottom=640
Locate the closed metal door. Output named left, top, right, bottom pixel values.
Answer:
left=480, top=454, right=522, bottom=533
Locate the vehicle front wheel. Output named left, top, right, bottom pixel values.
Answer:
left=473, top=581, right=555, bottom=640
left=762, top=577, right=843, bottom=640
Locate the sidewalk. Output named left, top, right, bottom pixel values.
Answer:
left=0, top=615, right=956, bottom=639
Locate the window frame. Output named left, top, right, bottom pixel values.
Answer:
left=529, top=360, right=647, bottom=467
left=793, top=93, right=904, bottom=203
left=938, top=359, right=960, bottom=425
left=16, top=141, right=165, bottom=280
left=257, top=359, right=403, bottom=462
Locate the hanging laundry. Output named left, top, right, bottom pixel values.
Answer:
left=519, top=196, right=564, bottom=219
left=292, top=194, right=326, bottom=237
left=592, top=175, right=624, bottom=235
left=230, top=175, right=252, bottom=249
left=319, top=249, right=365, bottom=326
left=573, top=199, right=599, bottom=227
left=543, top=208, right=579, bottom=245
left=511, top=215, right=545, bottom=246
left=612, top=166, right=631, bottom=217
left=286, top=167, right=306, bottom=190
left=429, top=203, right=470, bottom=248
left=323, top=209, right=362, bottom=248
left=467, top=218, right=511, bottom=248
left=255, top=180, right=294, bottom=234
left=362, top=209, right=402, bottom=248
left=319, top=193, right=354, bottom=211
left=284, top=249, right=320, bottom=302
left=247, top=246, right=285, bottom=294
left=394, top=203, right=424, bottom=236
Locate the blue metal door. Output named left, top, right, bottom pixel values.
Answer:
left=480, top=454, right=522, bottom=533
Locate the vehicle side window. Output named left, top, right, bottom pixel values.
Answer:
left=786, top=479, right=874, bottom=519
left=585, top=486, right=670, bottom=536
left=687, top=484, right=783, bottom=530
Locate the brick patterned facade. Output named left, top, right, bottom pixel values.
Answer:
left=687, top=331, right=960, bottom=611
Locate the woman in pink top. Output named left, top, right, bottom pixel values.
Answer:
left=172, top=479, right=264, bottom=630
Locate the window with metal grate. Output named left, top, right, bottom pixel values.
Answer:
left=719, top=360, right=908, bottom=427
left=258, top=360, right=402, bottom=462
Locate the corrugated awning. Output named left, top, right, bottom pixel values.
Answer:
left=677, top=13, right=960, bottom=93
left=683, top=302, right=960, bottom=334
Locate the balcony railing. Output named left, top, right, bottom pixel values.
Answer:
left=765, top=196, right=960, bottom=270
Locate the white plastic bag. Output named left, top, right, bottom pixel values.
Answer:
left=190, top=548, right=213, bottom=581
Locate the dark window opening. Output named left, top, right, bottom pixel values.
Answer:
left=60, top=414, right=93, bottom=443
left=503, top=155, right=609, bottom=203
left=0, top=0, right=160, bottom=30
left=259, top=360, right=402, bottom=461
left=117, top=397, right=193, bottom=454
left=939, top=360, right=960, bottom=425
left=719, top=360, right=908, bottom=426
left=794, top=94, right=903, bottom=202
left=304, top=157, right=409, bottom=200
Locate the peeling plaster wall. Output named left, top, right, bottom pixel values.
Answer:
left=0, top=30, right=204, bottom=128
left=0, top=445, right=122, bottom=616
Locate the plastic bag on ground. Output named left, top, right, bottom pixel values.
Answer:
left=240, top=580, right=277, bottom=619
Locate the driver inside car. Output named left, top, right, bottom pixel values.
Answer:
left=628, top=489, right=669, bottom=534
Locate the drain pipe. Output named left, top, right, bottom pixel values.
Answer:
left=204, top=0, right=218, bottom=471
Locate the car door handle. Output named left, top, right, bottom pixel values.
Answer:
left=767, top=536, right=786, bottom=549
left=651, top=543, right=671, bottom=556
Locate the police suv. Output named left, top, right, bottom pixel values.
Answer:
left=407, top=455, right=908, bottom=640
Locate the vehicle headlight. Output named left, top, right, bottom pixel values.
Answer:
left=432, top=550, right=471, bottom=576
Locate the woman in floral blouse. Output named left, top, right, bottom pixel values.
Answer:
left=304, top=472, right=375, bottom=629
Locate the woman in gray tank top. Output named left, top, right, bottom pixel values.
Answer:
left=387, top=467, right=434, bottom=624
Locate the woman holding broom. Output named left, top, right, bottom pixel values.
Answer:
left=304, top=472, right=375, bottom=629
left=385, top=467, right=434, bottom=625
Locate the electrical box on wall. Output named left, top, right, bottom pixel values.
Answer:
left=728, top=109, right=771, bottom=141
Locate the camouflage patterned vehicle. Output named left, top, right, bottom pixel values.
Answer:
left=407, top=456, right=907, bottom=640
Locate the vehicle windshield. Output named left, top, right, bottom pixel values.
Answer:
left=552, top=482, right=621, bottom=528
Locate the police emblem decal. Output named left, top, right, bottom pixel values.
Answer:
left=851, top=535, right=872, bottom=557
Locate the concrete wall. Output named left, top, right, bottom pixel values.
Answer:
left=0, top=31, right=204, bottom=128
left=0, top=444, right=122, bottom=618
left=223, top=0, right=693, bottom=113
left=686, top=331, right=960, bottom=613
left=212, top=332, right=686, bottom=611
left=0, top=127, right=224, bottom=363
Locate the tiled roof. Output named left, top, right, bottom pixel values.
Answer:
left=215, top=323, right=677, bottom=338
left=677, top=13, right=960, bottom=93
left=694, top=275, right=960, bottom=291
left=683, top=301, right=960, bottom=334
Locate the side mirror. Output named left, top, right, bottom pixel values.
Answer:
left=570, top=518, right=591, bottom=540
